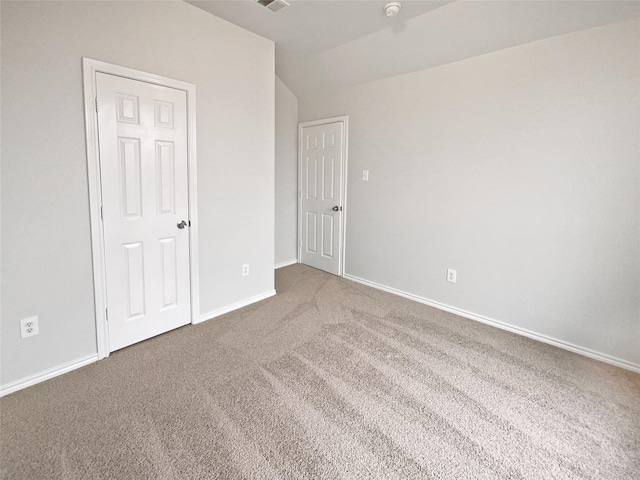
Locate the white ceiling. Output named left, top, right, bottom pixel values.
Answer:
left=188, top=0, right=640, bottom=96
left=189, top=0, right=452, bottom=54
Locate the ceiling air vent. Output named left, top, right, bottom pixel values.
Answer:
left=257, top=0, right=290, bottom=13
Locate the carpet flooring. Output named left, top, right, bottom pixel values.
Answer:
left=1, top=264, right=639, bottom=479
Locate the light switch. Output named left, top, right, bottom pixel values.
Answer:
left=362, top=170, right=369, bottom=181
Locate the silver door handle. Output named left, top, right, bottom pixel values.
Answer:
left=177, top=220, right=187, bottom=229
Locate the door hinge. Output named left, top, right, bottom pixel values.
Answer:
left=95, top=97, right=98, bottom=113
left=299, top=190, right=303, bottom=198
left=105, top=307, right=109, bottom=322
left=298, top=240, right=302, bottom=247
left=100, top=206, right=103, bottom=220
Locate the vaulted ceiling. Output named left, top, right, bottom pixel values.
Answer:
left=188, top=1, right=640, bottom=96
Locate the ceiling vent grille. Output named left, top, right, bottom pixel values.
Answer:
left=257, top=0, right=290, bottom=13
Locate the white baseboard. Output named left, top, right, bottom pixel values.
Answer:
left=1, top=288, right=278, bottom=395
left=0, top=353, right=99, bottom=397
left=275, top=259, right=297, bottom=269
left=196, top=289, right=277, bottom=324
left=344, top=274, right=640, bottom=373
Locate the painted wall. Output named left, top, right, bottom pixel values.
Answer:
left=299, top=19, right=640, bottom=367
left=1, top=1, right=275, bottom=388
left=275, top=76, right=299, bottom=267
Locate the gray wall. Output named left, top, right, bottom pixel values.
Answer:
left=1, top=1, right=275, bottom=388
left=299, top=19, right=640, bottom=367
left=275, top=76, right=299, bottom=267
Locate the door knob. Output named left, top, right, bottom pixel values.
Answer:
left=177, top=220, right=187, bottom=229
left=332, top=206, right=342, bottom=212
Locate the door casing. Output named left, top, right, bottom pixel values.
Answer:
left=83, top=58, right=199, bottom=359
left=298, top=116, right=349, bottom=276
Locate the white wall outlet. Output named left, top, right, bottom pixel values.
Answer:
left=20, top=316, right=39, bottom=339
left=362, top=170, right=369, bottom=181
left=242, top=264, right=250, bottom=276
left=447, top=269, right=457, bottom=283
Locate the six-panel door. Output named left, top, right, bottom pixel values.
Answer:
left=300, top=121, right=344, bottom=275
left=97, top=73, right=191, bottom=352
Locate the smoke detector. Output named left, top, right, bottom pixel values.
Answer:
left=257, top=0, right=290, bottom=13
left=384, top=2, right=401, bottom=17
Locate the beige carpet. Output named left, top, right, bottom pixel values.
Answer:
left=1, top=264, right=639, bottom=479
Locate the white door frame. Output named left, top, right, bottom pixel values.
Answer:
left=82, top=58, right=199, bottom=359
left=298, top=115, right=349, bottom=276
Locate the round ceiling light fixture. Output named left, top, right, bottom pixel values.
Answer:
left=384, top=2, right=401, bottom=17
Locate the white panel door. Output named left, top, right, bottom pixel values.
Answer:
left=300, top=121, right=345, bottom=275
left=97, top=73, right=190, bottom=352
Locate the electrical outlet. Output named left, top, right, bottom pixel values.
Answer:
left=447, top=269, right=457, bottom=283
left=242, top=264, right=250, bottom=277
left=20, top=316, right=39, bottom=339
